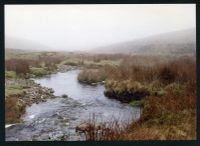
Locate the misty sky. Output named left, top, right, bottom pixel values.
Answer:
left=5, top=4, right=196, bottom=51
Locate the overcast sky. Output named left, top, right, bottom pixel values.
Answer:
left=5, top=4, right=196, bottom=51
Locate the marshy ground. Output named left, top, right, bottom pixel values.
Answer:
left=5, top=49, right=196, bottom=140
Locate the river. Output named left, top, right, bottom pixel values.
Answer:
left=6, top=70, right=141, bottom=141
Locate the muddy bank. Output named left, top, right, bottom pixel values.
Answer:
left=104, top=90, right=149, bottom=103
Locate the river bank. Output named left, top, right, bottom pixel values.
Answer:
left=5, top=65, right=80, bottom=124
left=6, top=69, right=140, bottom=141
left=5, top=78, right=57, bottom=124
left=5, top=53, right=196, bottom=140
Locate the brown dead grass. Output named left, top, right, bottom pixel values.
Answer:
left=81, top=55, right=196, bottom=140
left=5, top=96, right=26, bottom=123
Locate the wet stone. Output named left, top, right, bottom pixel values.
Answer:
left=62, top=94, right=68, bottom=98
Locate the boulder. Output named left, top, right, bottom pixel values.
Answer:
left=42, top=99, right=47, bottom=102
left=49, top=89, right=54, bottom=93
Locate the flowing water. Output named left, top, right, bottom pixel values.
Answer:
left=6, top=70, right=141, bottom=141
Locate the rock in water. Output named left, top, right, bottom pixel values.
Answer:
left=62, top=94, right=68, bottom=98
left=75, top=123, right=106, bottom=133
left=75, top=123, right=90, bottom=132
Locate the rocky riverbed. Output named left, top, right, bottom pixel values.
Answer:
left=23, top=82, right=56, bottom=105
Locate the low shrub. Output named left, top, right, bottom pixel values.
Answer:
left=5, top=59, right=30, bottom=75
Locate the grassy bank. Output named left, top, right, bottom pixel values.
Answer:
left=5, top=50, right=73, bottom=123
left=5, top=76, right=56, bottom=124
left=123, top=85, right=196, bottom=140
left=109, top=55, right=196, bottom=140
left=5, top=73, right=26, bottom=123
left=76, top=55, right=196, bottom=140
left=78, top=69, right=106, bottom=84
left=5, top=56, right=60, bottom=123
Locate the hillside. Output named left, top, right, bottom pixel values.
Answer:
left=5, top=36, right=54, bottom=52
left=90, top=28, right=196, bottom=55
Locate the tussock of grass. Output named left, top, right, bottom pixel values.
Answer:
left=78, top=69, right=106, bottom=84
left=30, top=67, right=49, bottom=77
left=104, top=80, right=149, bottom=102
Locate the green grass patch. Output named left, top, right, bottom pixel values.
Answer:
left=5, top=84, right=24, bottom=97
left=30, top=67, right=48, bottom=77
left=130, top=99, right=145, bottom=107
left=5, top=71, right=16, bottom=78
left=59, top=59, right=122, bottom=68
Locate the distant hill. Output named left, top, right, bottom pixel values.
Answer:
left=90, top=28, right=196, bottom=55
left=5, top=36, right=53, bottom=51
